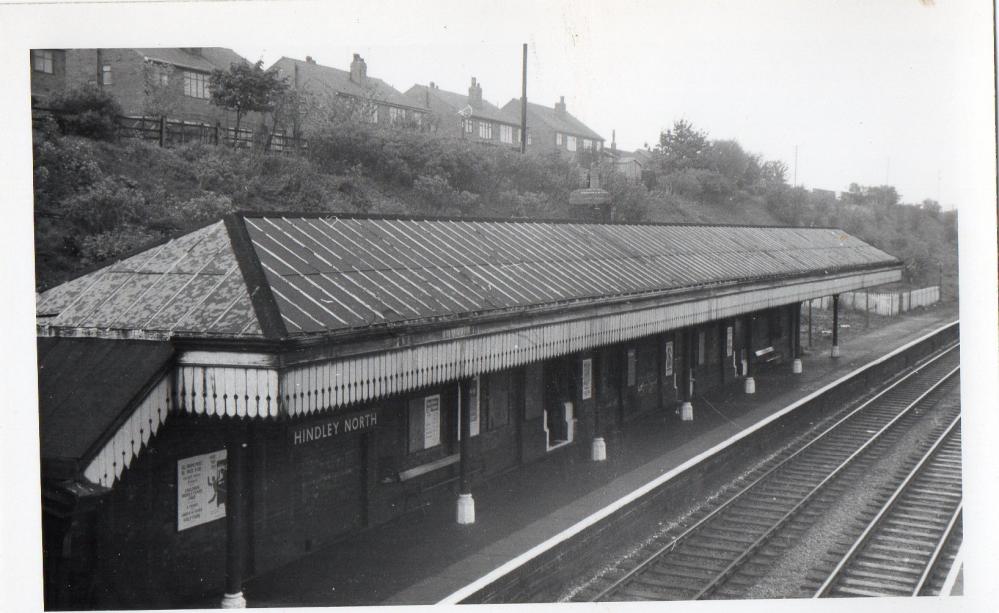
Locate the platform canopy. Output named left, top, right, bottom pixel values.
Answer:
left=38, top=214, right=899, bottom=341
left=36, top=213, right=902, bottom=487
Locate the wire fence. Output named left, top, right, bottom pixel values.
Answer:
left=812, top=286, right=940, bottom=317
left=32, top=106, right=307, bottom=153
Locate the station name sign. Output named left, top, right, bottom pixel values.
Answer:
left=289, top=408, right=379, bottom=446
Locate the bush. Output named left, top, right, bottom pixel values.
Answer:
left=48, top=86, right=123, bottom=141
left=63, top=176, right=145, bottom=233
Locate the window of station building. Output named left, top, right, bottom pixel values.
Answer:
left=566, top=135, right=577, bottom=152
left=407, top=394, right=442, bottom=453
left=32, top=50, right=54, bottom=74
left=478, top=121, right=493, bottom=139
left=101, top=65, right=113, bottom=86
left=483, top=371, right=511, bottom=430
left=556, top=132, right=563, bottom=146
left=183, top=71, right=210, bottom=99
left=500, top=124, right=514, bottom=144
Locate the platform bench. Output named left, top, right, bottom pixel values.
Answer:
left=396, top=454, right=483, bottom=512
left=754, top=346, right=783, bottom=364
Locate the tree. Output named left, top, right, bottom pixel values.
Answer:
left=654, top=119, right=709, bottom=173
left=209, top=60, right=289, bottom=147
left=49, top=85, right=123, bottom=141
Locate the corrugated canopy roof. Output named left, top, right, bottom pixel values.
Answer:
left=37, top=214, right=899, bottom=341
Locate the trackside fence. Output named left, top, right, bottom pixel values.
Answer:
left=812, top=286, right=940, bottom=317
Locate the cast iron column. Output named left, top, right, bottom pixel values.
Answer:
left=744, top=315, right=756, bottom=394
left=792, top=302, right=803, bottom=374
left=680, top=330, right=693, bottom=421
left=456, top=379, right=475, bottom=524
left=831, top=294, right=841, bottom=357
left=221, top=441, right=246, bottom=609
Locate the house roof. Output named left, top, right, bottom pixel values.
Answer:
left=37, top=214, right=899, bottom=342
left=503, top=99, right=604, bottom=141
left=270, top=56, right=420, bottom=110
left=405, top=84, right=519, bottom=125
left=37, top=337, right=173, bottom=469
left=134, top=47, right=249, bottom=73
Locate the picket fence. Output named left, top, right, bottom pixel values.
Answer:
left=812, top=286, right=940, bottom=317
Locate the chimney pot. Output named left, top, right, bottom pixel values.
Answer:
left=555, top=95, right=566, bottom=114
left=350, top=53, right=367, bottom=83
left=468, top=76, right=483, bottom=108
left=305, top=55, right=315, bottom=64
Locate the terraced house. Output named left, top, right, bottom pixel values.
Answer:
left=270, top=53, right=428, bottom=138
left=404, top=78, right=525, bottom=147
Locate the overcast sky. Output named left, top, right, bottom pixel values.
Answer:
left=216, top=1, right=989, bottom=210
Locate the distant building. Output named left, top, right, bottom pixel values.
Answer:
left=270, top=54, right=428, bottom=137
left=404, top=78, right=523, bottom=147
left=500, top=96, right=604, bottom=159
left=30, top=47, right=253, bottom=126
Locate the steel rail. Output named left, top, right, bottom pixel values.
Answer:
left=914, top=503, right=963, bottom=595
left=811, top=414, right=962, bottom=597
left=692, top=368, right=960, bottom=600
left=589, top=344, right=959, bottom=601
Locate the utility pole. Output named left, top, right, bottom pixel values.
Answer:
left=520, top=43, right=528, bottom=154
left=793, top=145, right=798, bottom=186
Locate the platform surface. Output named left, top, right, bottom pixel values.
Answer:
left=237, top=307, right=958, bottom=608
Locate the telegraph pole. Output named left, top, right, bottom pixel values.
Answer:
left=520, top=43, right=528, bottom=154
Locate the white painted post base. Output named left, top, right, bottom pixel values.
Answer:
left=831, top=344, right=840, bottom=358
left=792, top=358, right=803, bottom=374
left=220, top=592, right=246, bottom=609
left=456, top=492, right=475, bottom=525
left=591, top=437, right=607, bottom=461
left=680, top=402, right=694, bottom=422
left=744, top=376, right=756, bottom=394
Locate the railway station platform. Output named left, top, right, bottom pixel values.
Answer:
left=238, top=308, right=958, bottom=608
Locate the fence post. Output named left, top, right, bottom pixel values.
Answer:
left=158, top=116, right=166, bottom=147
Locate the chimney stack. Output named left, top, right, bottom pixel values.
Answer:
left=305, top=55, right=316, bottom=64
left=350, top=53, right=367, bottom=83
left=468, top=77, right=483, bottom=108
left=555, top=95, right=566, bottom=114
left=611, top=129, right=617, bottom=151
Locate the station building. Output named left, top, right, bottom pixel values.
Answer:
left=35, top=214, right=901, bottom=609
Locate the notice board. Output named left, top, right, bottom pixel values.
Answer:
left=177, top=449, right=227, bottom=531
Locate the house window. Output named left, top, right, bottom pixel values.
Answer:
left=583, top=138, right=592, bottom=150
left=414, top=113, right=423, bottom=128
left=101, top=65, right=113, bottom=86
left=566, top=135, right=577, bottom=152
left=478, top=121, right=493, bottom=139
left=556, top=132, right=563, bottom=146
left=528, top=130, right=532, bottom=145
left=408, top=394, right=442, bottom=453
left=500, top=124, right=513, bottom=144
left=389, top=106, right=405, bottom=124
left=183, top=71, right=210, bottom=99
left=32, top=50, right=54, bottom=74
left=366, top=104, right=380, bottom=124
left=463, top=118, right=473, bottom=134
left=596, top=141, right=602, bottom=151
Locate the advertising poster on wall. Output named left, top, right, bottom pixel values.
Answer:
left=581, top=358, right=593, bottom=400
left=726, top=326, right=734, bottom=357
left=424, top=394, right=441, bottom=448
left=664, top=340, right=674, bottom=376
left=177, top=449, right=227, bottom=531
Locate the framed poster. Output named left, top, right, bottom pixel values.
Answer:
left=177, top=449, right=227, bottom=531
left=423, top=394, right=441, bottom=449
left=726, top=326, right=734, bottom=357
left=459, top=377, right=480, bottom=439
left=626, top=348, right=637, bottom=387
left=664, top=340, right=674, bottom=376
left=581, top=358, right=593, bottom=400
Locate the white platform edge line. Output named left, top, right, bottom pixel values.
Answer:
left=940, top=543, right=964, bottom=596
left=437, top=319, right=959, bottom=604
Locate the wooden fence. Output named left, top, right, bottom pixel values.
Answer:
left=812, top=286, right=940, bottom=317
left=32, top=106, right=307, bottom=153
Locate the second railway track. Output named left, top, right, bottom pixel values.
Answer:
left=578, top=343, right=961, bottom=602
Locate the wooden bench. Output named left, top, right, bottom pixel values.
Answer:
left=754, top=346, right=782, bottom=364
left=395, top=453, right=483, bottom=512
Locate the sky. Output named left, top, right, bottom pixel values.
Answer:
left=211, top=0, right=992, bottom=210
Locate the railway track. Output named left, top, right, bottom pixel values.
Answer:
left=811, top=415, right=963, bottom=598
left=580, top=344, right=960, bottom=602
